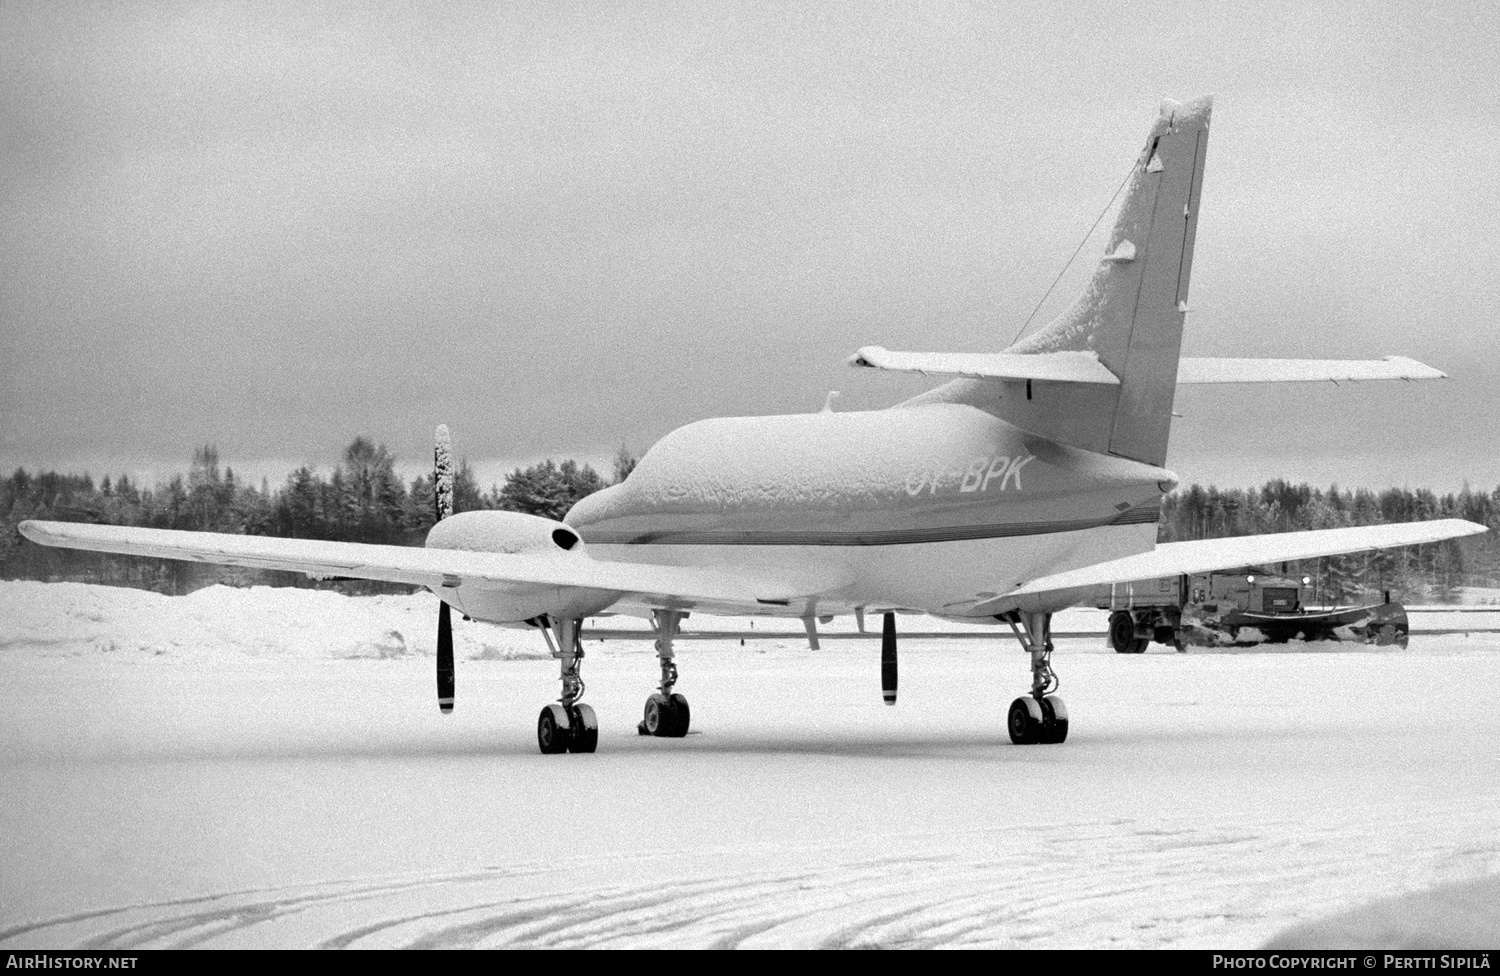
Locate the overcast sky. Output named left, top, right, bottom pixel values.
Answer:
left=3, top=1, right=1498, bottom=493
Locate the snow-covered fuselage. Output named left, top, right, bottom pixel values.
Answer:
left=548, top=402, right=1174, bottom=620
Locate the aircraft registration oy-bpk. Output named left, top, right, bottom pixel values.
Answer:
left=22, top=95, right=1486, bottom=753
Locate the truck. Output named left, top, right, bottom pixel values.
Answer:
left=1093, top=570, right=1409, bottom=652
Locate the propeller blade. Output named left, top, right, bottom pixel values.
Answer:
left=881, top=611, right=897, bottom=705
left=435, top=424, right=455, bottom=714
left=435, top=422, right=456, bottom=713
left=437, top=599, right=455, bottom=714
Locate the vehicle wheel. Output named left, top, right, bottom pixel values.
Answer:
left=667, top=693, right=691, bottom=737
left=642, top=694, right=670, bottom=736
left=1008, top=696, right=1045, bottom=745
left=1039, top=695, right=1069, bottom=744
left=567, top=703, right=598, bottom=753
left=1109, top=611, right=1146, bottom=654
left=537, top=703, right=571, bottom=755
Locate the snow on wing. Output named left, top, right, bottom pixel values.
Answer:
left=15, top=520, right=780, bottom=610
left=847, top=347, right=1121, bottom=384
left=984, top=519, right=1486, bottom=608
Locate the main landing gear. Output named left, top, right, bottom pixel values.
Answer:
left=999, top=611, right=1069, bottom=745
left=528, top=610, right=693, bottom=755
left=639, top=609, right=691, bottom=738
left=534, top=616, right=598, bottom=754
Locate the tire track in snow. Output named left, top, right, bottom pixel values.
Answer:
left=5, top=817, right=1496, bottom=949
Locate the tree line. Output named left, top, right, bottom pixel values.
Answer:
left=3, top=441, right=1497, bottom=602
left=1160, top=480, right=1500, bottom=603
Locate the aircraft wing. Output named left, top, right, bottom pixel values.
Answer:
left=977, top=518, right=1486, bottom=611
left=16, top=520, right=791, bottom=611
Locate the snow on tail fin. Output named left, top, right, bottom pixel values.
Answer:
left=1010, top=95, right=1212, bottom=467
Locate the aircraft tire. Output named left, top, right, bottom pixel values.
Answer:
left=642, top=694, right=670, bottom=736
left=567, top=704, right=598, bottom=754
left=1039, top=695, right=1069, bottom=744
left=667, top=693, right=691, bottom=737
left=1008, top=696, right=1045, bottom=745
left=537, top=704, right=571, bottom=755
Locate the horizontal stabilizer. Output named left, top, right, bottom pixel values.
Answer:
left=1176, top=356, right=1446, bottom=384
left=849, top=347, right=1120, bottom=384
left=978, top=519, right=1486, bottom=611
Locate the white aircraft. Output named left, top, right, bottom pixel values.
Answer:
left=21, top=95, right=1485, bottom=753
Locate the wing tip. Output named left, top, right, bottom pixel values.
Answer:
left=17, top=519, right=49, bottom=544
left=1449, top=519, right=1489, bottom=538
left=1381, top=355, right=1448, bottom=380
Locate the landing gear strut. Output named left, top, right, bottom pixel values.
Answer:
left=1001, top=611, right=1069, bottom=745
left=638, top=609, right=690, bottom=737
left=535, top=616, right=598, bottom=754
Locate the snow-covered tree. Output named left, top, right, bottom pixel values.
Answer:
left=494, top=460, right=606, bottom=520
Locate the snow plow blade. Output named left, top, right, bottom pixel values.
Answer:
left=1182, top=601, right=1409, bottom=650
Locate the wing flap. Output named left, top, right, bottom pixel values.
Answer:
left=1176, top=356, right=1446, bottom=384
left=848, top=346, right=1120, bottom=384
left=976, top=519, right=1485, bottom=611
left=17, top=520, right=785, bottom=610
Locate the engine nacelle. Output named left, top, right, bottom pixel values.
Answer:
left=425, top=510, right=584, bottom=556
left=424, top=511, right=613, bottom=623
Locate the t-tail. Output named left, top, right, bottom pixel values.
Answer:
left=881, top=95, right=1213, bottom=467
left=1009, top=95, right=1211, bottom=466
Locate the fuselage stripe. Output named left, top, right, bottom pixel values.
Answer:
left=577, top=508, right=1159, bottom=547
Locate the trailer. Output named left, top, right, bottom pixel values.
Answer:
left=1093, top=570, right=1410, bottom=652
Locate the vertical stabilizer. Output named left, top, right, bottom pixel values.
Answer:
left=1009, top=96, right=1211, bottom=467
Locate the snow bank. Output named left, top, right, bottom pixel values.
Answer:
left=0, top=581, right=547, bottom=663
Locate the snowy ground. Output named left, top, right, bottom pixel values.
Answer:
left=2, top=581, right=1498, bottom=949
